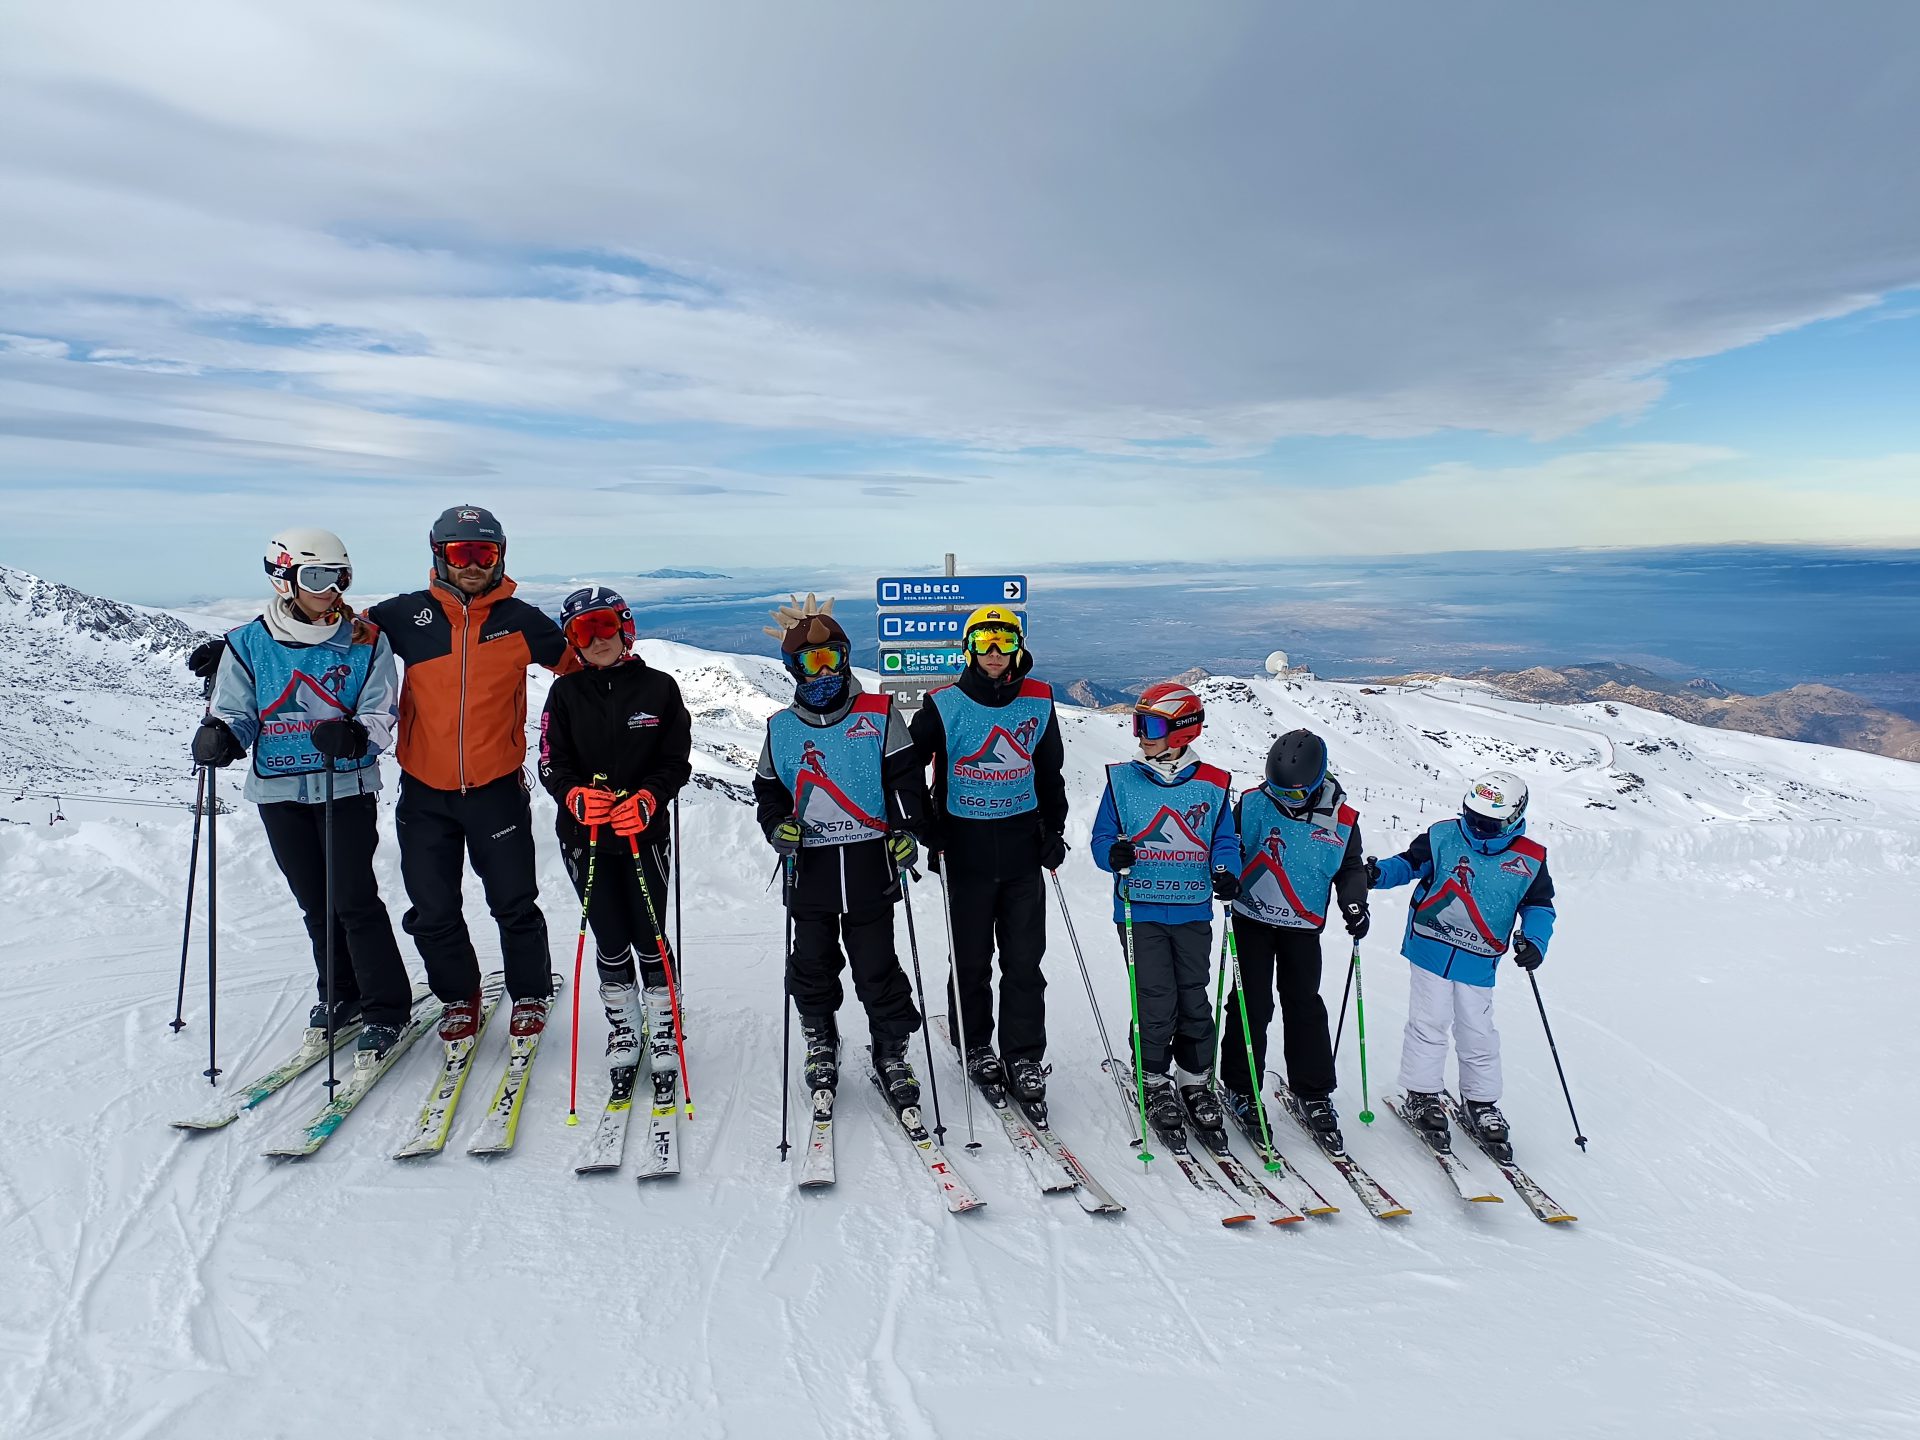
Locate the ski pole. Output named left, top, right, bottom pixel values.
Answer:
left=171, top=763, right=208, bottom=1034
left=1332, top=948, right=1356, bottom=1064
left=202, top=765, right=221, bottom=1086
left=1529, top=969, right=1589, bottom=1151
left=1350, top=939, right=1374, bottom=1125
left=931, top=863, right=977, bottom=1150
left=778, top=854, right=795, bottom=1161
left=564, top=814, right=603, bottom=1125
left=1049, top=868, right=1121, bottom=1066
left=1119, top=877, right=1153, bottom=1165
left=1224, top=910, right=1281, bottom=1170
left=629, top=828, right=694, bottom=1118
left=1207, top=920, right=1233, bottom=1087
left=672, top=798, right=684, bottom=1002
left=320, top=757, right=339, bottom=1094
left=897, top=860, right=951, bottom=1144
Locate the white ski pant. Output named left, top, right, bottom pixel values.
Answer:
left=1396, top=965, right=1502, bottom=1103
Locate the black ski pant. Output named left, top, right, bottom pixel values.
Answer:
left=787, top=901, right=921, bottom=1047
left=396, top=772, right=553, bottom=1003
left=940, top=867, right=1047, bottom=1063
left=1219, top=915, right=1338, bottom=1100
left=561, top=829, right=673, bottom=989
left=257, top=793, right=412, bottom=1027
left=1118, top=918, right=1215, bottom=1075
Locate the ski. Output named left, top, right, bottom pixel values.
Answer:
left=261, top=998, right=445, bottom=1158
left=172, top=983, right=431, bottom=1130
left=1190, top=1127, right=1306, bottom=1224
left=634, top=992, right=681, bottom=1182
left=393, top=973, right=507, bottom=1159
left=1008, top=1093, right=1126, bottom=1215
left=572, top=1063, right=642, bottom=1175
left=1385, top=1093, right=1502, bottom=1204
left=797, top=1088, right=836, bottom=1189
left=466, top=982, right=561, bottom=1157
left=1101, top=1060, right=1253, bottom=1226
left=1218, top=1086, right=1340, bottom=1216
left=1270, top=1081, right=1410, bottom=1220
left=1444, top=1093, right=1576, bottom=1224
left=932, top=1019, right=1074, bottom=1194
left=869, top=1071, right=984, bottom=1214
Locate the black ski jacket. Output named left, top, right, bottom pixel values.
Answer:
left=537, top=656, right=692, bottom=851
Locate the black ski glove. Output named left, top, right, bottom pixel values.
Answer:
left=311, top=717, right=371, bottom=761
left=1107, top=838, right=1137, bottom=872
left=1364, top=856, right=1382, bottom=888
left=186, top=638, right=226, bottom=680
left=1342, top=901, right=1370, bottom=939
left=1512, top=935, right=1544, bottom=971
left=1039, top=832, right=1068, bottom=871
left=769, top=818, right=803, bottom=857
left=1211, top=868, right=1241, bottom=901
left=191, top=717, right=243, bottom=768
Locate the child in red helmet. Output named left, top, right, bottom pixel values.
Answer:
left=1090, top=682, right=1242, bottom=1140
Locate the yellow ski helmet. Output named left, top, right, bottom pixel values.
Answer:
left=962, top=604, right=1024, bottom=659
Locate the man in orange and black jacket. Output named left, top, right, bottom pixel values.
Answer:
left=364, top=505, right=579, bottom=1040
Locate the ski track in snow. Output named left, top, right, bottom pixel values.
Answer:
left=5, top=638, right=1920, bottom=1437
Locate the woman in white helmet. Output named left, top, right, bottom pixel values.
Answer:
left=185, top=528, right=414, bottom=1062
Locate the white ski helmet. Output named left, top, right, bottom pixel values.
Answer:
left=1461, top=770, right=1528, bottom=840
left=264, top=527, right=353, bottom=601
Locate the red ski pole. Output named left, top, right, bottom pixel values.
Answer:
left=628, top=828, right=694, bottom=1118
left=565, top=821, right=602, bottom=1125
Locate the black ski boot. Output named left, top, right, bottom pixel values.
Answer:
left=355, top=1021, right=401, bottom=1064
left=1180, top=1081, right=1225, bottom=1134
left=1402, top=1089, right=1451, bottom=1143
left=964, top=1046, right=1005, bottom=1090
left=308, top=997, right=363, bottom=1032
left=1006, top=1057, right=1048, bottom=1124
left=799, top=1014, right=839, bottom=1093
left=1299, top=1095, right=1344, bottom=1152
left=1143, top=1072, right=1185, bottom=1136
left=1463, top=1099, right=1513, bottom=1162
left=1218, top=1085, right=1257, bottom=1129
left=873, top=1035, right=921, bottom=1112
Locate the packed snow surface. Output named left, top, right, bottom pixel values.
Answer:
left=3, top=610, right=1918, bottom=1438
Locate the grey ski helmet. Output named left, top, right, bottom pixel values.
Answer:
left=430, top=505, right=506, bottom=588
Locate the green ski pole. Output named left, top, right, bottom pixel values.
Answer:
left=1223, top=911, right=1281, bottom=1171
left=1207, top=920, right=1233, bottom=1087
left=1350, top=938, right=1375, bottom=1125
left=1120, top=879, right=1154, bottom=1166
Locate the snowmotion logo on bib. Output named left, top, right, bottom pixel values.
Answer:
left=1501, top=854, right=1535, bottom=878
left=845, top=714, right=882, bottom=741
left=954, top=721, right=1035, bottom=782
left=1132, top=806, right=1209, bottom=866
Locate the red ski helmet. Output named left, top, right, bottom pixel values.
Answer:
left=1133, top=681, right=1205, bottom=748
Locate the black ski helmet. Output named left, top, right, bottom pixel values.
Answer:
left=559, top=585, right=635, bottom=651
left=429, top=504, right=506, bottom=588
left=1264, top=729, right=1328, bottom=804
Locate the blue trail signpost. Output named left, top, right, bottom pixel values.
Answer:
left=875, top=557, right=1032, bottom=712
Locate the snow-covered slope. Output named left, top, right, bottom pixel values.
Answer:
left=3, top=572, right=1918, bottom=1440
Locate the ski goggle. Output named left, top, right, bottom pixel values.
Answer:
left=295, top=563, right=351, bottom=594
left=438, top=540, right=502, bottom=570
left=1462, top=809, right=1515, bottom=840
left=793, top=643, right=848, bottom=678
left=1267, top=782, right=1314, bottom=808
left=1133, top=711, right=1179, bottom=741
left=965, top=625, right=1022, bottom=656
left=564, top=608, right=629, bottom=646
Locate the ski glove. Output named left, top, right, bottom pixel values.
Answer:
left=926, top=848, right=942, bottom=876
left=770, top=818, right=804, bottom=856
left=1363, top=856, right=1382, bottom=888
left=186, top=638, right=226, bottom=680
left=610, top=789, right=657, bottom=838
left=310, top=717, right=370, bottom=761
left=1512, top=935, right=1544, bottom=970
left=887, top=833, right=919, bottom=871
left=1107, top=838, right=1138, bottom=872
left=565, top=785, right=614, bottom=827
left=1039, top=831, right=1068, bottom=871
left=190, top=717, right=243, bottom=768
left=1211, top=868, right=1241, bottom=901
left=1342, top=901, right=1370, bottom=939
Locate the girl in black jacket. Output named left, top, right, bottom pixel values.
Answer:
left=537, top=587, right=693, bottom=1065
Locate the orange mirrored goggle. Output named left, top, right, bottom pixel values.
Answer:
left=565, top=608, right=631, bottom=647
left=438, top=540, right=502, bottom=569
left=965, top=625, right=1021, bottom=656
left=794, top=643, right=848, bottom=678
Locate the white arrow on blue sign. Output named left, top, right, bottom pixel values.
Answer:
left=877, top=611, right=1027, bottom=642
left=875, top=575, right=1026, bottom=606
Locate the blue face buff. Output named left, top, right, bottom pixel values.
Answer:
left=797, top=670, right=848, bottom=708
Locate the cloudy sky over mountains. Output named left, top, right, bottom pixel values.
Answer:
left=2, top=2, right=1918, bottom=596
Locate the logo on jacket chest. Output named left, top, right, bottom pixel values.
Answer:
left=626, top=711, right=660, bottom=730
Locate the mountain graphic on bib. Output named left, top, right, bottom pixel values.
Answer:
left=956, top=726, right=1033, bottom=775
left=259, top=670, right=351, bottom=739
left=1243, top=850, right=1324, bottom=925
left=794, top=769, right=887, bottom=836
left=1412, top=876, right=1502, bottom=950
left=1133, top=806, right=1208, bottom=863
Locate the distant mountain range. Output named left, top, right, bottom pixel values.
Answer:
left=1395, top=661, right=1920, bottom=763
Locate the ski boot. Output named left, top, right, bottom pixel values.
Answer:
left=1143, top=1072, right=1185, bottom=1138
left=1006, top=1057, right=1048, bottom=1126
left=799, top=1014, right=840, bottom=1092
left=964, top=1046, right=1005, bottom=1091
left=1298, top=1095, right=1344, bottom=1152
left=599, top=981, right=642, bottom=1069
left=438, top=989, right=484, bottom=1044
left=872, top=1035, right=921, bottom=1113
left=508, top=995, right=551, bottom=1039
left=355, top=1021, right=402, bottom=1065
left=308, top=997, right=363, bottom=1034
left=1218, top=1085, right=1257, bottom=1130
left=643, top=985, right=676, bottom=1071
left=1401, top=1089, right=1451, bottom=1146
left=1463, top=1099, right=1513, bottom=1162
left=1179, top=1079, right=1225, bottom=1135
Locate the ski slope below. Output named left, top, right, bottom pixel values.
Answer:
left=3, top=644, right=1918, bottom=1440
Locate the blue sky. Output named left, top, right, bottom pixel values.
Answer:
left=1, top=3, right=1918, bottom=602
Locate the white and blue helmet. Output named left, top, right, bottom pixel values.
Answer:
left=1461, top=771, right=1528, bottom=840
